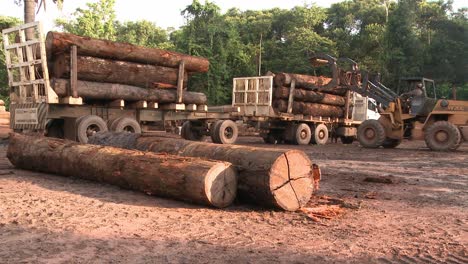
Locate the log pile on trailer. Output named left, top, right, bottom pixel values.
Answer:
left=45, top=31, right=209, bottom=106
left=271, top=72, right=349, bottom=118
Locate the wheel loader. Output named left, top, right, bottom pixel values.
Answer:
left=355, top=77, right=468, bottom=151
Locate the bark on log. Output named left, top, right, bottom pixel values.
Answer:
left=46, top=31, right=209, bottom=73
left=274, top=72, right=334, bottom=90
left=273, top=99, right=344, bottom=118
left=52, top=55, right=188, bottom=88
left=7, top=134, right=237, bottom=208
left=52, top=79, right=207, bottom=104
left=88, top=132, right=314, bottom=211
left=273, top=86, right=346, bottom=106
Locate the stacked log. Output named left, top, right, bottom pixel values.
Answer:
left=52, top=55, right=188, bottom=88
left=7, top=133, right=237, bottom=208
left=46, top=31, right=209, bottom=104
left=51, top=79, right=207, bottom=105
left=88, top=132, right=314, bottom=211
left=272, top=72, right=348, bottom=117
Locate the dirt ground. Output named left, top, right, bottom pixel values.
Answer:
left=0, top=133, right=467, bottom=263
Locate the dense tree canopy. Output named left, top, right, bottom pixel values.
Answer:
left=2, top=0, right=467, bottom=105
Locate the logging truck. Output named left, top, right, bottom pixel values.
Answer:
left=230, top=75, right=378, bottom=145
left=3, top=22, right=237, bottom=144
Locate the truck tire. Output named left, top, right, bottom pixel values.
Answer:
left=181, top=121, right=205, bottom=141
left=46, top=119, right=64, bottom=139
left=210, top=120, right=224, bottom=143
left=111, top=117, right=141, bottom=133
left=214, top=120, right=238, bottom=144
left=357, top=120, right=386, bottom=148
left=424, top=121, right=462, bottom=151
left=382, top=138, right=401, bottom=148
left=340, top=136, right=354, bottom=144
left=76, top=115, right=108, bottom=143
left=312, top=124, right=328, bottom=145
left=294, top=123, right=312, bottom=145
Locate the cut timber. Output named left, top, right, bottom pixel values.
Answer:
left=52, top=79, right=207, bottom=104
left=46, top=31, right=210, bottom=73
left=273, top=99, right=344, bottom=118
left=7, top=134, right=237, bottom=208
left=274, top=73, right=334, bottom=90
left=274, top=86, right=346, bottom=106
left=89, top=132, right=314, bottom=211
left=53, top=55, right=187, bottom=88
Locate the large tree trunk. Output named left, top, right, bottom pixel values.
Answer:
left=273, top=86, right=346, bottom=106
left=274, top=72, right=334, bottom=90
left=7, top=134, right=237, bottom=208
left=52, top=55, right=188, bottom=88
left=273, top=99, right=344, bottom=118
left=88, top=133, right=314, bottom=211
left=52, top=79, right=207, bottom=104
left=24, top=0, right=36, bottom=40
left=46, top=31, right=210, bottom=73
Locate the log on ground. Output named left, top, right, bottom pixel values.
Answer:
left=273, top=86, right=346, bottom=106
left=46, top=31, right=209, bottom=73
left=7, top=134, right=237, bottom=208
left=52, top=55, right=188, bottom=88
left=89, top=132, right=314, bottom=211
left=52, top=79, right=207, bottom=104
left=273, top=99, right=344, bottom=118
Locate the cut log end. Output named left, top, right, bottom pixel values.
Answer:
left=269, top=150, right=313, bottom=211
left=205, top=163, right=238, bottom=208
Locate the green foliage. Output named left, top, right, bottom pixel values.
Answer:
left=0, top=16, right=22, bottom=107
left=46, top=0, right=468, bottom=104
left=115, top=20, right=173, bottom=50
left=56, top=0, right=116, bottom=40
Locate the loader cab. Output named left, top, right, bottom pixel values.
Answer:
left=398, top=77, right=437, bottom=99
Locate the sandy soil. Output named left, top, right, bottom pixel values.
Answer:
left=0, top=136, right=467, bottom=263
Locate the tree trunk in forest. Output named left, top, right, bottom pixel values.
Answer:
left=88, top=132, right=314, bottom=211
left=52, top=55, right=188, bottom=88
left=23, top=0, right=36, bottom=40
left=7, top=134, right=237, bottom=208
left=273, top=99, right=344, bottom=118
left=273, top=86, right=346, bottom=106
left=51, top=79, right=207, bottom=104
left=46, top=31, right=210, bottom=73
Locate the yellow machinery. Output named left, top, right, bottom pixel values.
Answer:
left=357, top=78, right=468, bottom=151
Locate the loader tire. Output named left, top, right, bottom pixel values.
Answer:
left=424, top=121, right=461, bottom=151
left=357, top=119, right=386, bottom=148
left=382, top=138, right=401, bottom=148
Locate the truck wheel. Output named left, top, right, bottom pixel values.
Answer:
left=294, top=123, right=312, bottom=145
left=210, top=120, right=224, bottom=143
left=340, top=136, right=354, bottom=144
left=357, top=119, right=386, bottom=148
left=46, top=119, right=64, bottom=139
left=382, top=138, right=401, bottom=148
left=76, top=115, right=108, bottom=143
left=424, top=121, right=461, bottom=151
left=312, top=124, right=328, bottom=145
left=181, top=121, right=205, bottom=141
left=111, top=117, right=141, bottom=133
left=214, top=120, right=238, bottom=144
